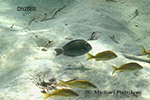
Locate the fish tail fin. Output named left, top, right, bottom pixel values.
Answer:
left=55, top=49, right=63, bottom=56
left=58, top=80, right=66, bottom=86
left=140, top=45, right=147, bottom=54
left=112, top=65, right=117, bottom=75
left=42, top=93, right=51, bottom=100
left=86, top=53, right=94, bottom=60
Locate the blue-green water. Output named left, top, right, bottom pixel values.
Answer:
left=0, top=0, right=150, bottom=100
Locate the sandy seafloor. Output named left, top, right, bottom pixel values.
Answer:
left=0, top=0, right=150, bottom=100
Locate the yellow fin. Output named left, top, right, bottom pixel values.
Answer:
left=112, top=65, right=117, bottom=75
left=58, top=80, right=66, bottom=86
left=69, top=86, right=72, bottom=88
left=52, top=96, right=56, bottom=98
left=95, top=59, right=99, bottom=61
left=140, top=45, right=147, bottom=54
left=147, top=55, right=150, bottom=58
left=43, top=93, right=51, bottom=100
left=119, top=70, right=123, bottom=72
left=78, top=87, right=85, bottom=89
left=86, top=53, right=94, bottom=60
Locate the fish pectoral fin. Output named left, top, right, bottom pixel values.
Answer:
left=81, top=49, right=86, bottom=51
left=69, top=86, right=72, bottom=88
left=78, top=84, right=87, bottom=89
left=119, top=70, right=123, bottom=72
left=78, top=87, right=85, bottom=89
left=52, top=96, right=56, bottom=98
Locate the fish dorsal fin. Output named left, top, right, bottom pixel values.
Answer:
left=140, top=45, right=147, bottom=54
left=66, top=78, right=77, bottom=82
left=80, top=63, right=84, bottom=68
left=63, top=39, right=84, bottom=49
left=80, top=63, right=84, bottom=72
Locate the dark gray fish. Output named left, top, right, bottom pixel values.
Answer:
left=64, top=63, right=91, bottom=72
left=55, top=39, right=92, bottom=57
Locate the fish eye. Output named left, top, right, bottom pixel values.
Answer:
left=73, top=93, right=79, bottom=96
left=84, top=43, right=91, bottom=50
left=72, top=93, right=75, bottom=95
left=72, top=93, right=78, bottom=96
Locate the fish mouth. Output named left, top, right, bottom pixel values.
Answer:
left=93, top=85, right=97, bottom=88
left=76, top=94, right=79, bottom=96
left=84, top=43, right=92, bottom=51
